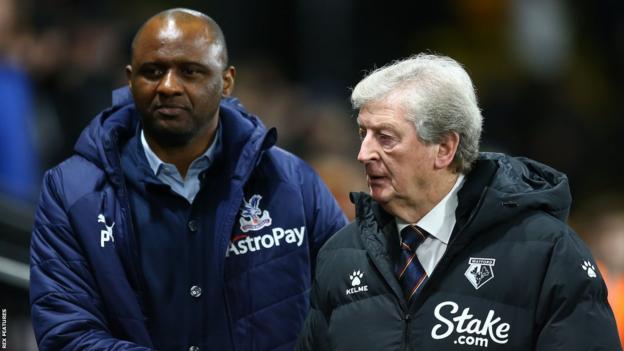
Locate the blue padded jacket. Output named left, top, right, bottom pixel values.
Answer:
left=30, top=87, right=347, bottom=351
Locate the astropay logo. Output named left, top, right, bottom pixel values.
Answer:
left=226, top=226, right=306, bottom=257
left=431, top=301, right=510, bottom=348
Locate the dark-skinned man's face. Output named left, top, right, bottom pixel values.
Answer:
left=126, top=16, right=234, bottom=146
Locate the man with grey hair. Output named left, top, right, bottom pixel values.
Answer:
left=297, top=54, right=620, bottom=350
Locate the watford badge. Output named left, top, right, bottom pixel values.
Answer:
left=464, top=257, right=495, bottom=289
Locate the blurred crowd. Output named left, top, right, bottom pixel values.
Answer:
left=0, top=0, right=129, bottom=202
left=1, top=0, right=624, bottom=349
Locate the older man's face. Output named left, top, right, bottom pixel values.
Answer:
left=357, top=97, right=438, bottom=213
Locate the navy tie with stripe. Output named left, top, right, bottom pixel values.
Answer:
left=396, top=225, right=428, bottom=302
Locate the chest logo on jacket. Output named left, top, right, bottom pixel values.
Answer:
left=431, top=301, right=511, bottom=348
left=239, top=194, right=272, bottom=232
left=97, top=214, right=115, bottom=248
left=226, top=226, right=307, bottom=258
left=464, top=257, right=495, bottom=289
left=346, top=270, right=368, bottom=295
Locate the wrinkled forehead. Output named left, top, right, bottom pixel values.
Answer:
left=357, top=92, right=409, bottom=124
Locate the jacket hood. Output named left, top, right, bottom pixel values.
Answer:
left=352, top=152, right=571, bottom=237
left=73, top=86, right=276, bottom=185
left=468, top=152, right=571, bottom=230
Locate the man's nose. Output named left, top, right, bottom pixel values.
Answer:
left=157, top=70, right=183, bottom=95
left=357, top=134, right=378, bottom=163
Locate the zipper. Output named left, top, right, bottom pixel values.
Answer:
left=402, top=313, right=411, bottom=351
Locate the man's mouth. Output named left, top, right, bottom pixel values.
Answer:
left=154, top=105, right=188, bottom=116
left=367, top=174, right=387, bottom=183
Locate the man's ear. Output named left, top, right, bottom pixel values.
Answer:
left=222, top=66, right=236, bottom=97
left=125, top=65, right=133, bottom=89
left=434, top=132, right=460, bottom=170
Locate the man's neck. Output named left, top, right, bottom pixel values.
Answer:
left=144, top=125, right=216, bottom=179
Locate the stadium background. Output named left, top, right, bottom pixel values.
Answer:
left=1, top=0, right=623, bottom=349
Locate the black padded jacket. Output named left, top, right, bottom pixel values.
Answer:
left=297, top=153, right=621, bottom=351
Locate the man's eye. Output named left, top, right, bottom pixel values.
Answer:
left=141, top=67, right=163, bottom=79
left=182, top=67, right=202, bottom=76
left=378, top=134, right=397, bottom=147
left=358, top=129, right=366, bottom=140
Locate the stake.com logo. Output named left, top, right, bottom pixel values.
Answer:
left=431, top=301, right=511, bottom=348
left=226, top=226, right=306, bottom=257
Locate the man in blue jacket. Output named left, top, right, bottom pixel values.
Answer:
left=29, top=8, right=347, bottom=351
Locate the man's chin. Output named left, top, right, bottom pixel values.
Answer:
left=144, top=125, right=195, bottom=148
left=369, top=186, right=392, bottom=204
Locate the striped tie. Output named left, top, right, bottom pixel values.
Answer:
left=396, top=225, right=428, bottom=302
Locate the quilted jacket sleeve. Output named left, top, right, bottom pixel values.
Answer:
left=300, top=162, right=348, bottom=266
left=535, top=230, right=622, bottom=350
left=29, top=169, right=152, bottom=351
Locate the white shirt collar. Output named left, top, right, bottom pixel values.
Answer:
left=397, top=174, right=465, bottom=244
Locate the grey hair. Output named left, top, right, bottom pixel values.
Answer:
left=351, top=53, right=483, bottom=173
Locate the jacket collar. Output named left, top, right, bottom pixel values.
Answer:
left=73, top=86, right=276, bottom=189
left=351, top=192, right=407, bottom=309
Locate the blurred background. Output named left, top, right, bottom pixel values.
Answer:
left=1, top=0, right=624, bottom=349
